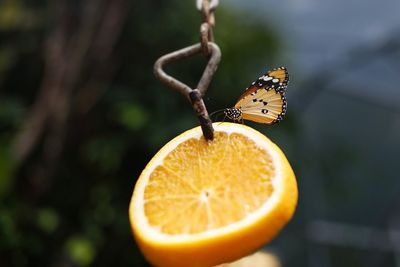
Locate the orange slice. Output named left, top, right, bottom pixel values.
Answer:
left=129, top=122, right=297, bottom=267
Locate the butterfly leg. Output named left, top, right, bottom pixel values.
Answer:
left=212, top=112, right=220, bottom=123
left=233, top=118, right=244, bottom=124
left=218, top=115, right=227, bottom=125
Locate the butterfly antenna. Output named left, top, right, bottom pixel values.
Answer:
left=209, top=109, right=225, bottom=120
left=212, top=112, right=222, bottom=123
left=218, top=111, right=229, bottom=123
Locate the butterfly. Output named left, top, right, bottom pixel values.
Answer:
left=223, top=67, right=289, bottom=124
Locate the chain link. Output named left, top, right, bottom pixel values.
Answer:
left=153, top=0, right=221, bottom=141
left=198, top=0, right=218, bottom=55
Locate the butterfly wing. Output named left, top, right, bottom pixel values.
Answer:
left=230, top=67, right=289, bottom=124
left=254, top=67, right=289, bottom=91
left=234, top=87, right=287, bottom=124
left=236, top=67, right=289, bottom=100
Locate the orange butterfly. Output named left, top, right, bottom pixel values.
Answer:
left=223, top=67, right=289, bottom=124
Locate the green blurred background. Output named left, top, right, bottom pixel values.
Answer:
left=1, top=0, right=400, bottom=266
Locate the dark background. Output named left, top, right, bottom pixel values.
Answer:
left=1, top=0, right=400, bottom=266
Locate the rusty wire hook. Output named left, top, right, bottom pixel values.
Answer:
left=154, top=42, right=221, bottom=140
left=154, top=43, right=220, bottom=99
left=153, top=0, right=220, bottom=141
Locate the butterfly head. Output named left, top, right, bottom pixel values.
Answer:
left=224, top=108, right=242, bottom=121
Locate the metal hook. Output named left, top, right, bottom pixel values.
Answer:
left=154, top=42, right=221, bottom=99
left=153, top=1, right=221, bottom=141
left=153, top=42, right=221, bottom=140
